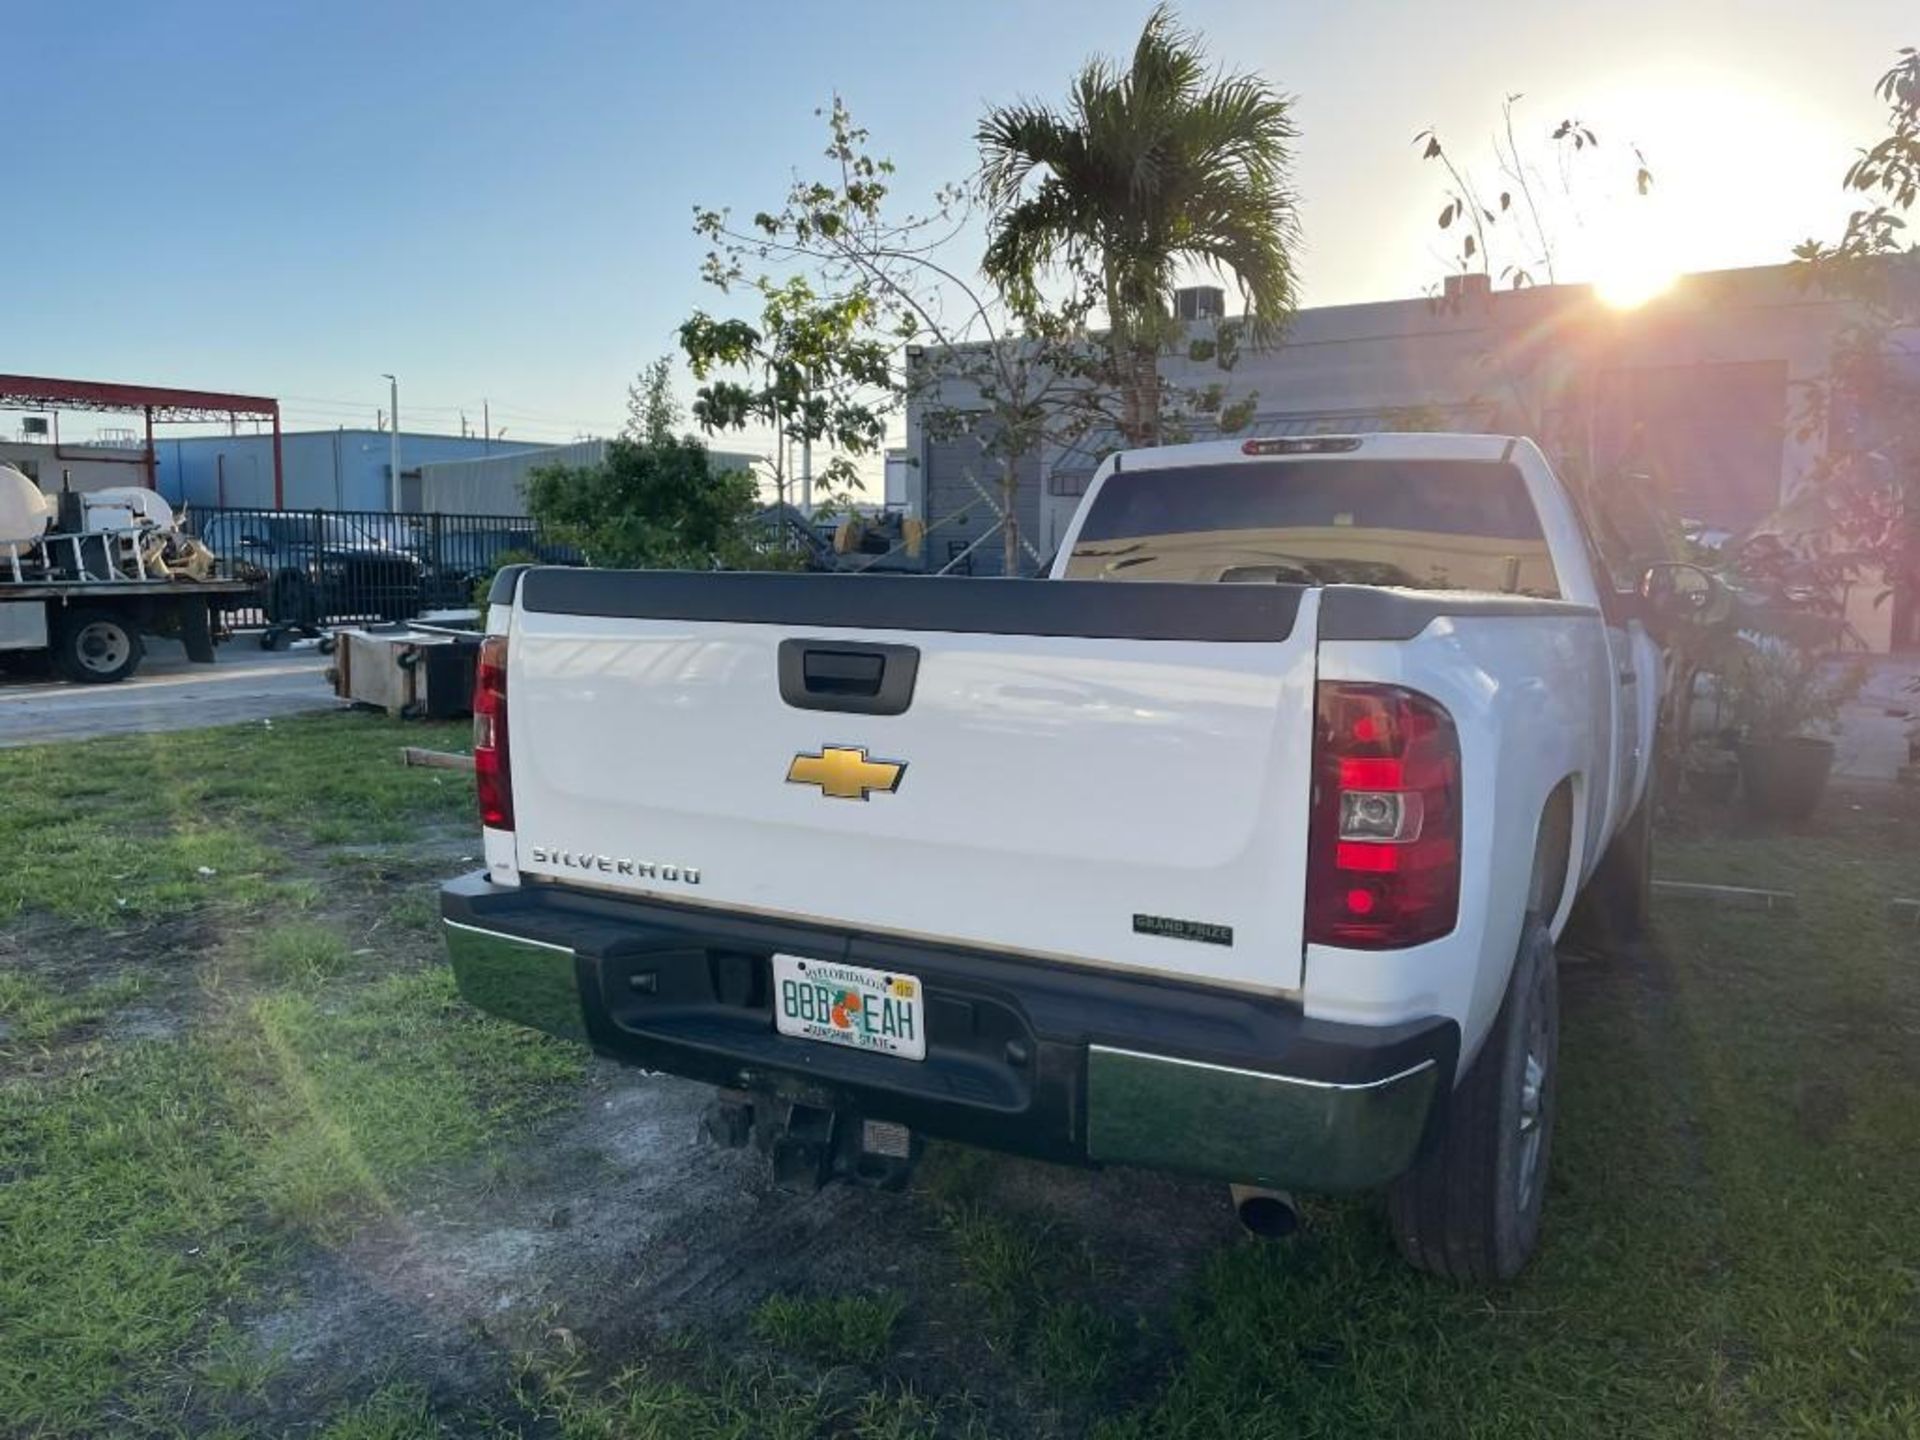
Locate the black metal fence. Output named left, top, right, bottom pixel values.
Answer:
left=187, top=507, right=580, bottom=632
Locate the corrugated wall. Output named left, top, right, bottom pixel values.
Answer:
left=922, top=432, right=1042, bottom=576
left=418, top=441, right=606, bottom=516
left=417, top=442, right=762, bottom=518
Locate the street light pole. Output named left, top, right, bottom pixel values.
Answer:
left=380, top=373, right=401, bottom=512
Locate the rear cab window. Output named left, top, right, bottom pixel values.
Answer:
left=1065, top=457, right=1560, bottom=597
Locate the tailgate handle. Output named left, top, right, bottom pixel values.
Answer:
left=778, top=639, right=919, bottom=715
left=806, top=649, right=884, bottom=694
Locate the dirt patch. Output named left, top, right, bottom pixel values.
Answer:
left=0, top=912, right=215, bottom=1082
left=201, top=1051, right=1244, bottom=1434
left=215, top=1061, right=855, bottom=1423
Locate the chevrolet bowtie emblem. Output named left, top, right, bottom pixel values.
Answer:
left=786, top=745, right=907, bottom=801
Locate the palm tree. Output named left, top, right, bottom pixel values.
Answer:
left=977, top=5, right=1301, bottom=447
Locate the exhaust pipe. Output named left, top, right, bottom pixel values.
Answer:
left=1230, top=1184, right=1300, bottom=1239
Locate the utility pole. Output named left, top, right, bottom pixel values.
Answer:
left=483, top=400, right=491, bottom=454
left=380, top=373, right=400, bottom=512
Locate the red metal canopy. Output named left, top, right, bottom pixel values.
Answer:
left=0, top=373, right=285, bottom=506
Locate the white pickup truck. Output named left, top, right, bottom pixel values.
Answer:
left=442, top=433, right=1670, bottom=1282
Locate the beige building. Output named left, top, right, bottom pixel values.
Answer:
left=0, top=437, right=153, bottom=497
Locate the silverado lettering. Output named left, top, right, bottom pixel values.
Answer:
left=528, top=846, right=700, bottom=884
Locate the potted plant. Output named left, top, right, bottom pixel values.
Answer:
left=1681, top=736, right=1740, bottom=802
left=1722, top=641, right=1864, bottom=820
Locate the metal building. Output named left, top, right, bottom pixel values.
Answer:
left=155, top=430, right=547, bottom=511
left=417, top=441, right=760, bottom=517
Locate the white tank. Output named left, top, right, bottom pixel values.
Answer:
left=0, top=465, right=52, bottom=558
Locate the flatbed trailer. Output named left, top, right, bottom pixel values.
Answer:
left=0, top=571, right=258, bottom=684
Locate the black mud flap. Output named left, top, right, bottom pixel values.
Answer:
left=180, top=598, right=216, bottom=663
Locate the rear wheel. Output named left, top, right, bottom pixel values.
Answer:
left=1388, top=916, right=1559, bottom=1283
left=53, top=608, right=144, bottom=684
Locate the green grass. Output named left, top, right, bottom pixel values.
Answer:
left=1031, top=1301, right=1124, bottom=1400
left=0, top=712, right=470, bottom=921
left=750, top=1290, right=907, bottom=1367
left=194, top=1317, right=289, bottom=1403
left=0, top=970, right=145, bottom=1044
left=941, top=1203, right=1058, bottom=1343
left=250, top=918, right=357, bottom=984
left=0, top=967, right=584, bottom=1434
left=313, top=1384, right=446, bottom=1440
left=526, top=1354, right=981, bottom=1440
left=542, top=1360, right=835, bottom=1440
left=1077, top=804, right=1920, bottom=1439
left=247, top=967, right=586, bottom=1233
left=0, top=713, right=581, bottom=1438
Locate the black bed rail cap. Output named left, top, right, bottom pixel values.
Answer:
left=515, top=568, right=1305, bottom=643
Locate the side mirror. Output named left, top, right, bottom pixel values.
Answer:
left=1639, top=561, right=1727, bottom=627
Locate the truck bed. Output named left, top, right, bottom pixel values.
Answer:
left=0, top=577, right=255, bottom=601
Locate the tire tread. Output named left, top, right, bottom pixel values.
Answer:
left=1389, top=919, right=1556, bottom=1283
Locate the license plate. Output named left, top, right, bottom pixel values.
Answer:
left=772, top=954, right=925, bottom=1061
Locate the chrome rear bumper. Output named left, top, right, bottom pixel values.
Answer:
left=1086, top=1045, right=1439, bottom=1190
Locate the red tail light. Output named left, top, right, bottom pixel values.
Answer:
left=1306, top=682, right=1460, bottom=948
left=473, top=634, right=513, bottom=829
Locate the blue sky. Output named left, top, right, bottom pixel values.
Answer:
left=8, top=0, right=1908, bottom=451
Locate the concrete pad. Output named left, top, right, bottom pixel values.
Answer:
left=0, top=636, right=336, bottom=747
left=1833, top=658, right=1919, bottom=782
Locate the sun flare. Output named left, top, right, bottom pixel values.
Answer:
left=1572, top=64, right=1852, bottom=307
left=1593, top=245, right=1678, bottom=309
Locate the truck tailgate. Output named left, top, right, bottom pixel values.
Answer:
left=505, top=572, right=1319, bottom=993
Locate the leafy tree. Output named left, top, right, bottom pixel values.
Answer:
left=694, top=89, right=1268, bottom=575
left=522, top=436, right=776, bottom=571
left=1784, top=46, right=1920, bottom=641
left=679, top=271, right=895, bottom=522
left=695, top=100, right=1262, bottom=575
left=976, top=4, right=1300, bottom=447
left=623, top=356, right=683, bottom=445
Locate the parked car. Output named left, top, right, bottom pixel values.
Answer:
left=197, top=512, right=423, bottom=629
left=440, top=432, right=1677, bottom=1283
left=410, top=525, right=583, bottom=610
